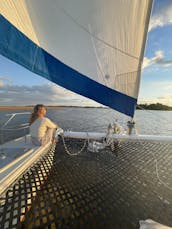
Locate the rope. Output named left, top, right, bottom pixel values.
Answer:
left=61, top=134, right=87, bottom=156
left=153, top=152, right=172, bottom=191
left=103, top=127, right=121, bottom=152
left=60, top=128, right=172, bottom=191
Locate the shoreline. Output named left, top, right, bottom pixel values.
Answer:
left=0, top=106, right=172, bottom=111
left=0, top=106, right=106, bottom=111
left=0, top=106, right=63, bottom=111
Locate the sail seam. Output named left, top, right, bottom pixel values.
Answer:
left=58, top=5, right=139, bottom=60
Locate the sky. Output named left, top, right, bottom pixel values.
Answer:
left=0, top=0, right=172, bottom=107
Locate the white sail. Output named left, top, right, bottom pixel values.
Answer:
left=0, top=0, right=153, bottom=117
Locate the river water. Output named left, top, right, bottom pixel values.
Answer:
left=0, top=108, right=172, bottom=144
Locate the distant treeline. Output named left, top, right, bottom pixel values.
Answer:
left=137, top=103, right=172, bottom=111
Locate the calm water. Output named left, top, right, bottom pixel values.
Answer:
left=0, top=108, right=172, bottom=144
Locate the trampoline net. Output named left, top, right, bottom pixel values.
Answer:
left=0, top=137, right=172, bottom=228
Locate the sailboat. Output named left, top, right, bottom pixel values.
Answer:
left=0, top=0, right=172, bottom=228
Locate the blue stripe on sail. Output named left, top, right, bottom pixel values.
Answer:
left=0, top=15, right=136, bottom=117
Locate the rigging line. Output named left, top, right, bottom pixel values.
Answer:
left=59, top=5, right=139, bottom=60
left=152, top=151, right=172, bottom=191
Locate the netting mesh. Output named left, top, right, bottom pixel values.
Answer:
left=0, top=138, right=172, bottom=228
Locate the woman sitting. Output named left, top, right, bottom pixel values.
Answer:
left=29, top=104, right=58, bottom=146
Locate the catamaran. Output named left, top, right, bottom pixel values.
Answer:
left=0, top=0, right=172, bottom=228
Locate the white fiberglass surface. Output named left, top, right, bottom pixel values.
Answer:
left=0, top=147, right=31, bottom=169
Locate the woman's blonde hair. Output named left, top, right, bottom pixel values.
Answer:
left=29, top=104, right=45, bottom=125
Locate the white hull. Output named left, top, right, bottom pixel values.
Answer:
left=0, top=135, right=52, bottom=195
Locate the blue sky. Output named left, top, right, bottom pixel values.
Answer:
left=0, top=0, right=172, bottom=107
left=139, top=0, right=172, bottom=106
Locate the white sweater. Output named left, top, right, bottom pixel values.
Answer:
left=30, top=117, right=57, bottom=138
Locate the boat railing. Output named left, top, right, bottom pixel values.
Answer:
left=0, top=112, right=31, bottom=145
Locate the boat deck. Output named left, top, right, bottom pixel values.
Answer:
left=0, top=137, right=172, bottom=228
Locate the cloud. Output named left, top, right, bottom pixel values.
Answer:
left=139, top=93, right=172, bottom=106
left=154, top=81, right=172, bottom=91
left=143, top=51, right=172, bottom=69
left=0, top=77, right=13, bottom=87
left=149, top=2, right=172, bottom=31
left=0, top=80, right=3, bottom=87
left=0, top=79, right=101, bottom=107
